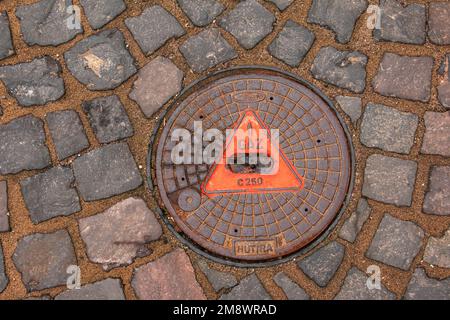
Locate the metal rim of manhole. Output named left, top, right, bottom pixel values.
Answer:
left=147, top=66, right=355, bottom=268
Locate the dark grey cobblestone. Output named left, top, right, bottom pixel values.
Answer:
left=311, top=46, right=367, bottom=93
left=374, top=0, right=426, bottom=45
left=268, top=20, right=315, bottom=67
left=335, top=267, right=395, bottom=300
left=79, top=197, right=162, bottom=270
left=266, top=0, right=294, bottom=11
left=428, top=2, right=450, bottom=45
left=298, top=241, right=345, bottom=287
left=437, top=55, right=450, bottom=109
left=0, top=56, right=65, bottom=107
left=197, top=260, right=238, bottom=292
left=424, top=228, right=450, bottom=269
left=80, top=0, right=126, bottom=30
left=404, top=269, right=450, bottom=300
left=366, top=214, right=424, bottom=270
left=64, top=29, right=137, bottom=91
left=0, top=181, right=9, bottom=232
left=15, top=0, right=83, bottom=46
left=130, top=56, right=184, bottom=117
left=220, top=274, right=271, bottom=300
left=82, top=95, right=134, bottom=144
left=423, top=166, right=450, bottom=216
left=307, top=0, right=368, bottom=44
left=177, top=0, right=224, bottom=27
left=360, top=103, right=418, bottom=154
left=0, top=115, right=51, bottom=175
left=335, top=96, right=362, bottom=123
left=125, top=6, right=185, bottom=56
left=0, top=11, right=14, bottom=60
left=180, top=28, right=237, bottom=73
left=438, top=85, right=450, bottom=110
left=56, top=278, right=125, bottom=300
left=438, top=55, right=449, bottom=77
left=362, top=154, right=417, bottom=207
left=46, top=110, right=89, bottom=160
left=273, top=272, right=309, bottom=300
left=219, top=0, right=275, bottom=50
left=0, top=244, right=7, bottom=293
left=372, top=53, right=433, bottom=102
left=13, top=230, right=77, bottom=292
left=20, top=166, right=81, bottom=224
left=72, top=142, right=142, bottom=201
left=339, top=198, right=371, bottom=243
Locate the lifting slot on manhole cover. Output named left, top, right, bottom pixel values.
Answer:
left=150, top=67, right=354, bottom=266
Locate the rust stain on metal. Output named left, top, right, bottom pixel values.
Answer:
left=153, top=68, right=353, bottom=263
left=232, top=92, right=266, bottom=103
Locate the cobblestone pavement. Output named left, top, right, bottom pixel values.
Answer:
left=0, top=0, right=449, bottom=300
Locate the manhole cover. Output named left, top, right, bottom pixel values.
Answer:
left=150, top=67, right=353, bottom=265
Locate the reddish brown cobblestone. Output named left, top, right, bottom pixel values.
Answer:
left=132, top=249, right=206, bottom=300
left=421, top=112, right=450, bottom=157
left=428, top=2, right=450, bottom=45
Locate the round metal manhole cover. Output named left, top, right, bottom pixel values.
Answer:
left=150, top=67, right=353, bottom=266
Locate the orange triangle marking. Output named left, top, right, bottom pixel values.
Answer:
left=201, top=110, right=305, bottom=197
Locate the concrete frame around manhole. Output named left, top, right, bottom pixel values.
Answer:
left=146, top=66, right=356, bottom=268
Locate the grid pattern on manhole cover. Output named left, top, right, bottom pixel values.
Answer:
left=153, top=68, right=352, bottom=263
